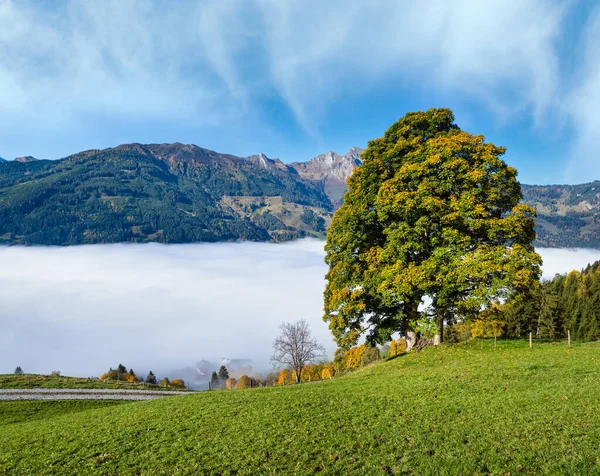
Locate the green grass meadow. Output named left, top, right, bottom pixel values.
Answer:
left=0, top=374, right=187, bottom=391
left=1, top=339, right=599, bottom=475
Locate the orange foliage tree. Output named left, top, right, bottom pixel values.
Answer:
left=236, top=375, right=252, bottom=389
left=225, top=377, right=236, bottom=389
left=343, top=345, right=365, bottom=370
left=300, top=364, right=319, bottom=382
left=277, top=369, right=291, bottom=385
left=171, top=379, right=185, bottom=389
left=321, top=363, right=335, bottom=380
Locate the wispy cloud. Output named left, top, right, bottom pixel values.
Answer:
left=565, top=4, right=600, bottom=183
left=257, top=0, right=565, bottom=131
left=0, top=0, right=596, bottom=180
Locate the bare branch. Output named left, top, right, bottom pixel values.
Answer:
left=271, top=320, right=326, bottom=383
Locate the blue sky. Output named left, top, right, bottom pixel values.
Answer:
left=0, top=0, right=598, bottom=184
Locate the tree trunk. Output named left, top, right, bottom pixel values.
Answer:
left=434, top=312, right=444, bottom=346
left=405, top=330, right=417, bottom=352
left=404, top=301, right=419, bottom=352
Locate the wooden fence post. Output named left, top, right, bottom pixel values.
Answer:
left=529, top=332, right=532, bottom=349
left=568, top=330, right=571, bottom=347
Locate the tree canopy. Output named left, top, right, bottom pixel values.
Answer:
left=323, top=108, right=541, bottom=350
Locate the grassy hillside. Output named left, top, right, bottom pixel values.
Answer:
left=2, top=339, right=599, bottom=474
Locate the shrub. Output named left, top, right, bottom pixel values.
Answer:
left=471, top=319, right=505, bottom=339
left=361, top=346, right=380, bottom=366
left=321, top=363, right=335, bottom=380
left=343, top=345, right=365, bottom=370
left=171, top=379, right=185, bottom=389
left=444, top=322, right=472, bottom=342
left=236, top=375, right=252, bottom=389
left=389, top=338, right=407, bottom=357
left=51, top=371, right=61, bottom=377
left=161, top=377, right=170, bottom=387
left=300, top=364, right=319, bottom=382
left=225, top=378, right=236, bottom=390
left=277, top=369, right=291, bottom=385
left=124, top=372, right=139, bottom=383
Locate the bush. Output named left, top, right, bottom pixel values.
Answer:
left=125, top=372, right=139, bottom=383
left=361, top=346, right=380, bottom=366
left=471, top=319, right=505, bottom=339
left=171, top=379, right=185, bottom=389
left=225, top=378, right=236, bottom=390
left=161, top=377, right=170, bottom=387
left=277, top=369, right=291, bottom=386
left=236, top=375, right=252, bottom=389
left=321, top=363, right=335, bottom=380
left=389, top=338, right=407, bottom=357
left=300, top=364, right=319, bottom=382
left=343, top=345, right=365, bottom=370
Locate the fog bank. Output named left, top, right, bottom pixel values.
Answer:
left=0, top=242, right=598, bottom=377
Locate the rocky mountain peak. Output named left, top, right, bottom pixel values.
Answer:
left=290, top=147, right=364, bottom=204
left=14, top=156, right=39, bottom=163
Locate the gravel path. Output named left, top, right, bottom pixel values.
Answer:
left=0, top=388, right=190, bottom=401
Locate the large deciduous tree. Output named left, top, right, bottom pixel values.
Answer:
left=271, top=320, right=325, bottom=383
left=324, top=108, right=541, bottom=350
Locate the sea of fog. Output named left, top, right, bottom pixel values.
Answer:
left=1, top=240, right=599, bottom=379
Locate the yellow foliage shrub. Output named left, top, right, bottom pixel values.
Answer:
left=343, top=345, right=365, bottom=370
left=277, top=369, right=291, bottom=385
left=301, top=364, right=318, bottom=382
left=471, top=319, right=505, bottom=339
left=125, top=373, right=138, bottom=383
left=389, top=338, right=407, bottom=357
left=225, top=378, right=236, bottom=390
left=321, top=364, right=334, bottom=380
left=171, top=379, right=185, bottom=389
left=236, top=375, right=251, bottom=389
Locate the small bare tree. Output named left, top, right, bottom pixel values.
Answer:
left=271, top=320, right=326, bottom=383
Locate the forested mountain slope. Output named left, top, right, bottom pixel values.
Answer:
left=521, top=182, right=600, bottom=248
left=0, top=143, right=334, bottom=245
left=0, top=143, right=598, bottom=247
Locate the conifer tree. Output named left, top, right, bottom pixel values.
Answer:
left=218, top=365, right=229, bottom=381
left=146, top=371, right=157, bottom=385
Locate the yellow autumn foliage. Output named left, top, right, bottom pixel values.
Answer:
left=471, top=319, right=505, bottom=338
left=277, top=369, right=291, bottom=385
left=321, top=363, right=334, bottom=380
left=236, top=375, right=251, bottom=389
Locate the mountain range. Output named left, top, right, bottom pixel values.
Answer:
left=0, top=143, right=598, bottom=248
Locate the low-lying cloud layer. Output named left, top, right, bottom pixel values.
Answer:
left=0, top=241, right=598, bottom=377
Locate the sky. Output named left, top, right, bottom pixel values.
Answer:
left=0, top=0, right=599, bottom=184
left=1, top=240, right=599, bottom=378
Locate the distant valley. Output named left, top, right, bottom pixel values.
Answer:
left=0, top=143, right=598, bottom=248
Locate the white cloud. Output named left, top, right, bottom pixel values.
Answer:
left=257, top=0, right=565, bottom=131
left=1, top=240, right=598, bottom=379
left=0, top=240, right=333, bottom=377
left=0, top=1, right=570, bottom=143
left=538, top=247, right=600, bottom=279
left=565, top=4, right=600, bottom=183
